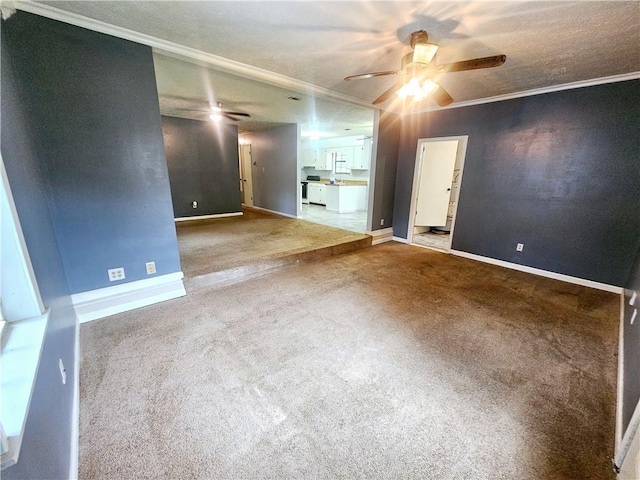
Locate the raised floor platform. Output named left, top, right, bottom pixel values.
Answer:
left=176, top=207, right=372, bottom=288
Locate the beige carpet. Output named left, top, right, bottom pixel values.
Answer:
left=176, top=208, right=371, bottom=280
left=80, top=243, right=619, bottom=479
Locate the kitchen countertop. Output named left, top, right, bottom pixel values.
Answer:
left=307, top=179, right=368, bottom=186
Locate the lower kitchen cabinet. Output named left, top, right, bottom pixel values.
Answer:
left=307, top=183, right=327, bottom=205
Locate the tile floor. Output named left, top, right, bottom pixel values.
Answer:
left=300, top=204, right=367, bottom=233
left=412, top=231, right=450, bottom=251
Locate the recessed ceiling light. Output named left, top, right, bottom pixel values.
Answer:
left=287, top=96, right=301, bottom=101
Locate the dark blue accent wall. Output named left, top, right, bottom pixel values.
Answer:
left=2, top=14, right=77, bottom=480
left=162, top=116, right=242, bottom=218
left=393, top=80, right=640, bottom=286
left=3, top=11, right=181, bottom=295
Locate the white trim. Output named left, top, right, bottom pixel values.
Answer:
left=366, top=227, right=393, bottom=245
left=1, top=153, right=45, bottom=320
left=174, top=212, right=242, bottom=222
left=245, top=205, right=297, bottom=219
left=616, top=401, right=640, bottom=473
left=392, top=236, right=409, bottom=244
left=69, top=316, right=79, bottom=480
left=71, top=272, right=186, bottom=323
left=450, top=250, right=622, bottom=293
left=616, top=293, right=626, bottom=451
left=1, top=310, right=49, bottom=470
left=365, top=110, right=380, bottom=232
left=416, top=72, right=640, bottom=113
left=11, top=1, right=372, bottom=110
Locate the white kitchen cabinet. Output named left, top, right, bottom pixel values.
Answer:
left=316, top=150, right=333, bottom=170
left=307, top=183, right=327, bottom=205
left=326, top=185, right=367, bottom=213
left=301, top=148, right=318, bottom=168
left=321, top=147, right=355, bottom=172
left=351, top=141, right=371, bottom=170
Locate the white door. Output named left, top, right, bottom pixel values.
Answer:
left=240, top=144, right=253, bottom=207
left=415, top=140, right=458, bottom=227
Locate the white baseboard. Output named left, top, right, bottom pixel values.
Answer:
left=450, top=250, right=622, bottom=293
left=175, top=212, right=242, bottom=222
left=366, top=227, right=394, bottom=245
left=245, top=205, right=297, bottom=219
left=69, top=315, right=79, bottom=479
left=71, top=272, right=186, bottom=323
left=392, top=236, right=409, bottom=244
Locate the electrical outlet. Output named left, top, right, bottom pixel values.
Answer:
left=58, top=358, right=66, bottom=385
left=146, top=261, right=156, bottom=275
left=108, top=267, right=125, bottom=281
left=380, top=219, right=385, bottom=226
left=516, top=243, right=524, bottom=252
left=192, top=200, right=198, bottom=209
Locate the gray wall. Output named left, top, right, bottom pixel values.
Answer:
left=1, top=12, right=77, bottom=479
left=162, top=116, right=242, bottom=218
left=245, top=124, right=299, bottom=217
left=622, top=245, right=640, bottom=435
left=393, top=80, right=640, bottom=287
left=370, top=110, right=401, bottom=231
left=3, top=11, right=182, bottom=295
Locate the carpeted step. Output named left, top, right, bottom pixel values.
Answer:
left=185, top=235, right=372, bottom=290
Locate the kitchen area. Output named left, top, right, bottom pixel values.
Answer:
left=300, top=135, right=372, bottom=233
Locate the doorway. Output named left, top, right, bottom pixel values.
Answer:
left=408, top=136, right=468, bottom=251
left=239, top=143, right=254, bottom=207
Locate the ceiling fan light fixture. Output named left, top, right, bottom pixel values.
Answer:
left=397, top=77, right=439, bottom=103
left=412, top=42, right=438, bottom=65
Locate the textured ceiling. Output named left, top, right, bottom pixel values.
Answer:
left=34, top=1, right=640, bottom=134
left=154, top=53, right=375, bottom=137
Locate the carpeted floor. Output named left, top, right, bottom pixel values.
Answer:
left=176, top=208, right=371, bottom=279
left=79, top=242, right=619, bottom=479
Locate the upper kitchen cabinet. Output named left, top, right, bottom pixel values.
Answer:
left=301, top=148, right=318, bottom=168
left=301, top=135, right=372, bottom=172
left=323, top=146, right=354, bottom=172
left=352, top=140, right=372, bottom=170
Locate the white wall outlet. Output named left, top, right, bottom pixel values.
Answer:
left=58, top=358, right=66, bottom=385
left=516, top=243, right=524, bottom=252
left=380, top=219, right=385, bottom=226
left=192, top=200, right=198, bottom=209
left=108, top=267, right=125, bottom=281
left=146, top=261, right=156, bottom=275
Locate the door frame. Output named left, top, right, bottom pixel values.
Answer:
left=407, top=135, right=469, bottom=249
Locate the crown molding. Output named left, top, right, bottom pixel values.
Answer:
left=406, top=71, right=640, bottom=114
left=9, top=1, right=640, bottom=115
left=10, top=0, right=373, bottom=110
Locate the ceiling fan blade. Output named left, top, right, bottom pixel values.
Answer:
left=174, top=108, right=210, bottom=112
left=223, top=111, right=251, bottom=118
left=372, top=80, right=404, bottom=105
left=433, top=85, right=454, bottom=107
left=221, top=112, right=250, bottom=121
left=345, top=70, right=401, bottom=81
left=440, top=55, right=506, bottom=73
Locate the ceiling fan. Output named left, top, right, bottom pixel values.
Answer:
left=178, top=101, right=251, bottom=122
left=344, top=30, right=506, bottom=107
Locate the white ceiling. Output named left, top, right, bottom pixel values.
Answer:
left=31, top=1, right=640, bottom=134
